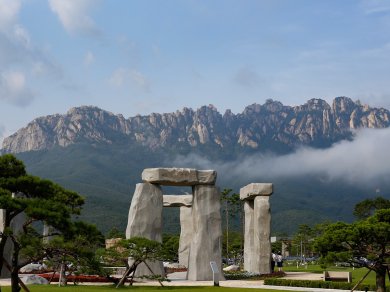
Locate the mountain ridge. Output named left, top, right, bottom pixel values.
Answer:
left=3, top=96, right=390, bottom=234
left=2, top=96, right=389, bottom=154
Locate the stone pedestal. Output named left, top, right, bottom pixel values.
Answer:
left=126, top=183, right=164, bottom=277
left=187, top=185, right=224, bottom=281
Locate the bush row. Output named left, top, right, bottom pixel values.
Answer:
left=224, top=271, right=285, bottom=280
left=264, top=278, right=389, bottom=291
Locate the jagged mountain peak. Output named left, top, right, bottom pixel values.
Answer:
left=2, top=97, right=389, bottom=154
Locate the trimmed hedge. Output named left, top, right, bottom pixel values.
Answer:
left=224, top=271, right=285, bottom=280
left=263, top=278, right=390, bottom=291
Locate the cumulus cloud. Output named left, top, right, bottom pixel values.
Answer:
left=0, top=0, right=21, bottom=31
left=0, top=0, right=62, bottom=108
left=171, top=128, right=390, bottom=186
left=0, top=70, right=35, bottom=106
left=48, top=0, right=100, bottom=37
left=108, top=68, right=150, bottom=91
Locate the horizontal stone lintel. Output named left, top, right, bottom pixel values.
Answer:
left=142, top=168, right=216, bottom=186
left=240, top=183, right=273, bottom=200
left=163, top=195, right=193, bottom=207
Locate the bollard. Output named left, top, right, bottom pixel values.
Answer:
left=210, top=261, right=219, bottom=286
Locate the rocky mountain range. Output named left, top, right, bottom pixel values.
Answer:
left=2, top=96, right=390, bottom=234
left=2, top=96, right=390, bottom=154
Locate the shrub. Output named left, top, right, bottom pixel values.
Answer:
left=263, top=278, right=389, bottom=291
left=224, top=271, right=285, bottom=280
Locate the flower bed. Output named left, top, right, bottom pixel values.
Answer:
left=38, top=273, right=114, bottom=283
left=224, top=271, right=285, bottom=280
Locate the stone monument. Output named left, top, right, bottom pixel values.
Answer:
left=126, top=168, right=224, bottom=281
left=240, top=183, right=273, bottom=274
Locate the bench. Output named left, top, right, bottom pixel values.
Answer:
left=324, top=271, right=352, bottom=283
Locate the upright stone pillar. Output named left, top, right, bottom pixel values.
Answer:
left=0, top=209, right=27, bottom=278
left=126, top=182, right=164, bottom=277
left=162, top=194, right=193, bottom=268
left=137, top=167, right=223, bottom=281
left=240, top=183, right=273, bottom=274
left=187, top=185, right=224, bottom=281
left=178, top=206, right=192, bottom=267
left=254, top=196, right=271, bottom=274
left=243, top=200, right=255, bottom=272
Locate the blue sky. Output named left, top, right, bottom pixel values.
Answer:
left=1, top=0, right=390, bottom=142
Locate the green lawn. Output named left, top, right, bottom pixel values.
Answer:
left=0, top=286, right=295, bottom=292
left=283, top=263, right=387, bottom=286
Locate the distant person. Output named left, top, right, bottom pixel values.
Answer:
left=271, top=250, right=276, bottom=273
left=276, top=251, right=283, bottom=271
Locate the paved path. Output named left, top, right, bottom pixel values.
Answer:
left=0, top=272, right=368, bottom=291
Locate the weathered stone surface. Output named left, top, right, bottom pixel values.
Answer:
left=240, top=183, right=273, bottom=200
left=43, top=223, right=54, bottom=244
left=142, top=168, right=216, bottom=186
left=187, top=185, right=224, bottom=281
left=126, top=183, right=164, bottom=277
left=243, top=200, right=255, bottom=273
left=178, top=206, right=192, bottom=267
left=0, top=209, right=26, bottom=278
left=243, top=195, right=272, bottom=274
left=163, top=195, right=192, bottom=207
left=197, top=170, right=217, bottom=185
left=253, top=196, right=271, bottom=274
left=105, top=238, right=122, bottom=249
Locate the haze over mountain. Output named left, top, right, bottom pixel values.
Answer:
left=2, top=96, right=390, bottom=234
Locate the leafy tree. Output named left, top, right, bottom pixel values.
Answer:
left=353, top=196, right=390, bottom=220
left=0, top=154, right=85, bottom=292
left=291, top=224, right=316, bottom=260
left=161, top=234, right=179, bottom=262
left=221, top=188, right=241, bottom=261
left=38, top=222, right=105, bottom=286
left=106, top=226, right=125, bottom=239
left=102, top=237, right=166, bottom=287
left=314, top=209, right=390, bottom=292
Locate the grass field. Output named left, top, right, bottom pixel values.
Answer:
left=283, top=262, right=388, bottom=286
left=0, top=286, right=294, bottom=292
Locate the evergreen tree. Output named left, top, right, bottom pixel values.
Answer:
left=315, top=209, right=390, bottom=292
left=0, top=154, right=88, bottom=292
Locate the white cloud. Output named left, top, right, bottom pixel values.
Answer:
left=108, top=68, right=150, bottom=91
left=13, top=25, right=31, bottom=48
left=48, top=0, right=100, bottom=37
left=0, top=0, right=21, bottom=31
left=84, top=51, right=95, bottom=66
left=172, top=128, right=390, bottom=186
left=0, top=0, right=63, bottom=103
left=0, top=124, right=5, bottom=145
left=0, top=70, right=35, bottom=107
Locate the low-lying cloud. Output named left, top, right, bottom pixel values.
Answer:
left=0, top=124, right=5, bottom=145
left=171, top=128, right=390, bottom=186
